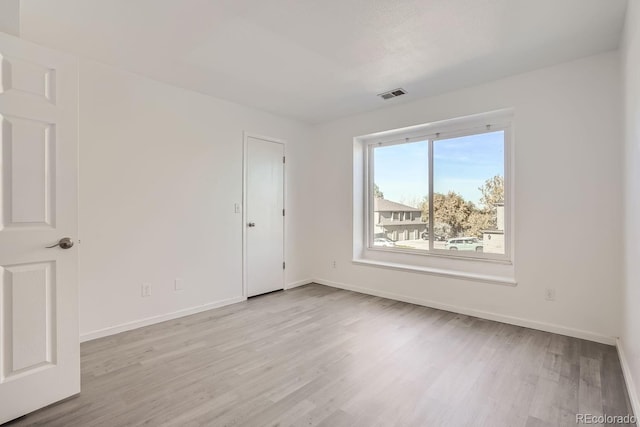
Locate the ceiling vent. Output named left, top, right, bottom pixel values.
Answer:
left=378, top=88, right=407, bottom=100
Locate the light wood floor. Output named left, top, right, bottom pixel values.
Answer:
left=8, top=284, right=634, bottom=427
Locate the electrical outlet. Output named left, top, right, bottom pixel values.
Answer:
left=175, top=278, right=184, bottom=291
left=544, top=288, right=555, bottom=301
left=141, top=283, right=151, bottom=297
left=331, top=260, right=337, bottom=268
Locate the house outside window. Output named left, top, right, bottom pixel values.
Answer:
left=373, top=198, right=426, bottom=244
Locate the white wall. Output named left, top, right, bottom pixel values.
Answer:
left=0, top=0, right=20, bottom=36
left=622, top=0, right=640, bottom=414
left=78, top=60, right=313, bottom=339
left=312, top=51, right=623, bottom=344
left=13, top=16, right=626, bottom=350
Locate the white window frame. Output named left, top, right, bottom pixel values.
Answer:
left=354, top=110, right=515, bottom=284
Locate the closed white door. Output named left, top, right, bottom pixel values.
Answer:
left=245, top=135, right=284, bottom=297
left=0, top=33, right=79, bottom=423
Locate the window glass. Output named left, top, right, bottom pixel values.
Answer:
left=369, top=127, right=507, bottom=259
left=372, top=140, right=429, bottom=250
left=433, top=131, right=505, bottom=254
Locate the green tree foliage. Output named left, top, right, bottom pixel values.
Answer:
left=374, top=183, right=384, bottom=198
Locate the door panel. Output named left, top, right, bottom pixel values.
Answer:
left=3, top=261, right=55, bottom=376
left=245, top=136, right=284, bottom=297
left=1, top=54, right=56, bottom=102
left=0, top=33, right=79, bottom=424
left=2, top=115, right=56, bottom=227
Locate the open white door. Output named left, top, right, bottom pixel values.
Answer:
left=244, top=135, right=284, bottom=297
left=0, top=33, right=79, bottom=423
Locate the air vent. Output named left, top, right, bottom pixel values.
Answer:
left=378, top=88, right=407, bottom=100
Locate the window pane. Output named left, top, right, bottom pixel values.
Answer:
left=372, top=141, right=429, bottom=251
left=433, top=131, right=505, bottom=255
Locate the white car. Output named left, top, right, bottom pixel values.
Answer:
left=445, top=237, right=483, bottom=252
left=374, top=237, right=396, bottom=247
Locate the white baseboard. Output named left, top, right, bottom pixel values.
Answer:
left=80, top=283, right=314, bottom=343
left=314, top=278, right=616, bottom=346
left=80, top=295, right=246, bottom=343
left=79, top=278, right=617, bottom=348
left=617, top=338, right=640, bottom=422
left=285, top=278, right=313, bottom=290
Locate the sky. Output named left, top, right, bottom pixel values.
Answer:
left=374, top=131, right=504, bottom=206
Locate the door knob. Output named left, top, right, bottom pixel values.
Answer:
left=46, top=237, right=74, bottom=249
left=247, top=222, right=256, bottom=227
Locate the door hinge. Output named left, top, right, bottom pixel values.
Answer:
left=283, top=262, right=285, bottom=269
left=283, top=209, right=285, bottom=216
left=283, top=156, right=286, bottom=164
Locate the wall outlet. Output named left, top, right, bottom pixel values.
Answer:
left=175, top=278, right=184, bottom=291
left=331, top=260, right=337, bottom=268
left=141, top=283, right=151, bottom=297
left=544, top=288, right=556, bottom=301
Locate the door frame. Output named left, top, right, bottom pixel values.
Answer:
left=242, top=132, right=286, bottom=298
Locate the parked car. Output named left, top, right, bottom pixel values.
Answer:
left=374, top=237, right=396, bottom=247
left=421, top=231, right=446, bottom=241
left=445, top=237, right=483, bottom=252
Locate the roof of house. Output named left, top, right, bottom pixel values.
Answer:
left=374, top=198, right=421, bottom=212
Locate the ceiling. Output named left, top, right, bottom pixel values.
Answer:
left=20, top=0, right=628, bottom=123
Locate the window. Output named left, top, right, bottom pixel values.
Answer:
left=365, top=113, right=511, bottom=263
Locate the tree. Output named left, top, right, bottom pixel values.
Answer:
left=374, top=183, right=384, bottom=198
left=434, top=192, right=475, bottom=236
left=422, top=192, right=475, bottom=237
left=399, top=196, right=424, bottom=210
left=466, top=210, right=493, bottom=238
left=419, top=197, right=429, bottom=222
left=418, top=176, right=504, bottom=238
left=474, top=175, right=504, bottom=232
left=479, top=175, right=504, bottom=210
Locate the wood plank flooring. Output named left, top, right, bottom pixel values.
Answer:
left=7, top=284, right=634, bottom=426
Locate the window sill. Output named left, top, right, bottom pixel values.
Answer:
left=367, top=246, right=512, bottom=264
left=352, top=258, right=517, bottom=286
